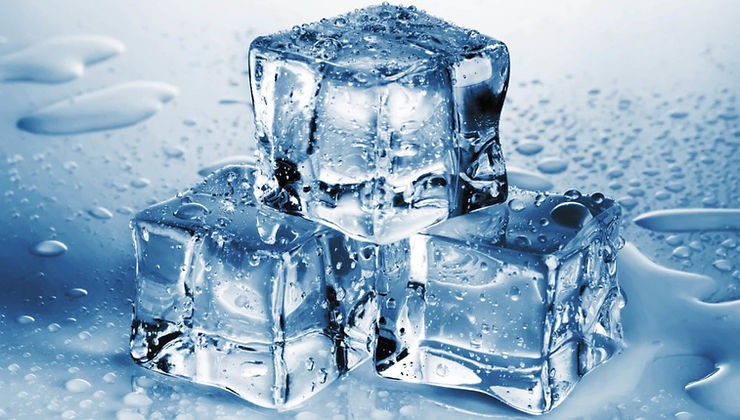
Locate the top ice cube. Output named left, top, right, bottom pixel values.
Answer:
left=249, top=4, right=509, bottom=244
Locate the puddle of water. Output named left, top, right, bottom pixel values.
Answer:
left=16, top=81, right=178, bottom=135
left=0, top=35, right=124, bottom=83
left=634, top=208, right=740, bottom=232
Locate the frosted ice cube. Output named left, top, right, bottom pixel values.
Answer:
left=129, top=165, right=377, bottom=409
left=249, top=4, right=509, bottom=243
left=374, top=188, right=624, bottom=414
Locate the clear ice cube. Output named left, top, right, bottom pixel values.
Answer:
left=129, top=165, right=377, bottom=409
left=249, top=4, right=509, bottom=243
left=374, top=188, right=624, bottom=414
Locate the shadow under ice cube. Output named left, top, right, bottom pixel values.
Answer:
left=375, top=189, right=624, bottom=414
left=129, top=165, right=377, bottom=409
left=249, top=4, right=509, bottom=243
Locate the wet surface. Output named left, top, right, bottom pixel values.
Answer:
left=0, top=0, right=738, bottom=418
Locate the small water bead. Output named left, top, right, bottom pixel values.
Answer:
left=563, top=189, right=581, bottom=200
left=116, top=409, right=146, bottom=420
left=669, top=110, right=689, bottom=119
left=513, top=235, right=531, bottom=247
left=516, top=142, right=544, bottom=156
left=88, top=206, right=113, bottom=219
left=712, top=259, right=733, bottom=272
left=509, top=286, right=521, bottom=301
left=672, top=246, right=691, bottom=259
left=618, top=197, right=638, bottom=211
left=17, top=315, right=35, bottom=324
left=173, top=202, right=209, bottom=220
left=31, top=239, right=68, bottom=257
left=47, top=323, right=61, bottom=332
left=537, top=157, right=568, bottom=174
left=163, top=146, right=185, bottom=158
left=130, top=177, right=151, bottom=188
left=508, top=199, right=526, bottom=211
left=720, top=238, right=737, bottom=248
left=65, top=378, right=91, bottom=393
left=102, top=372, right=117, bottom=383
left=123, top=392, right=153, bottom=407
left=435, top=363, right=449, bottom=377
left=66, top=288, right=88, bottom=298
left=665, top=235, right=683, bottom=246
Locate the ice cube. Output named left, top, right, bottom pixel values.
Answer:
left=249, top=4, right=509, bottom=243
left=129, top=165, right=377, bottom=409
left=374, top=188, right=624, bottom=414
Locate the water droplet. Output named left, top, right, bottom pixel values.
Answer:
left=130, top=178, right=150, bottom=188
left=65, top=378, right=91, bottom=393
left=712, top=259, right=733, bottom=272
left=17, top=81, right=178, bottom=135
left=537, top=157, right=568, bottom=174
left=515, top=142, right=543, bottom=156
left=16, top=315, right=35, bottom=324
left=88, top=206, right=113, bottom=219
left=174, top=202, right=209, bottom=220
left=435, top=363, right=449, bottom=377
left=123, top=392, right=152, bottom=407
left=509, top=286, right=521, bottom=301
left=31, top=240, right=68, bottom=257
left=634, top=208, right=740, bottom=232
left=66, top=288, right=88, bottom=298
left=163, top=145, right=185, bottom=158
left=672, top=246, right=691, bottom=259
left=508, top=198, right=526, bottom=211
left=0, top=35, right=124, bottom=83
left=550, top=202, right=592, bottom=229
left=669, top=110, right=689, bottom=119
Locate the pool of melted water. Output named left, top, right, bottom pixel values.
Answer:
left=0, top=1, right=739, bottom=419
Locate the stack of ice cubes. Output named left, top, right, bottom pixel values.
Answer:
left=130, top=4, right=624, bottom=415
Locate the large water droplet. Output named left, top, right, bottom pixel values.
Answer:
left=174, top=202, right=209, bottom=220
left=0, top=35, right=124, bottom=84
left=16, top=81, right=178, bottom=135
left=550, top=201, right=593, bottom=229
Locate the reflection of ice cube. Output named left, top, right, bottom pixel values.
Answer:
left=249, top=4, right=509, bottom=243
left=129, top=165, right=377, bottom=409
left=375, top=188, right=624, bottom=414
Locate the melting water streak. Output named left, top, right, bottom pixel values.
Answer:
left=634, top=208, right=740, bottom=232
left=16, top=81, right=178, bottom=135
left=0, top=35, right=124, bottom=83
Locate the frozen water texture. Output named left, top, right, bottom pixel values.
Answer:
left=129, top=165, right=377, bottom=409
left=249, top=4, right=509, bottom=243
left=374, top=188, right=624, bottom=414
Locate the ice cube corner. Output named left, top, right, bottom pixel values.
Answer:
left=249, top=4, right=510, bottom=243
